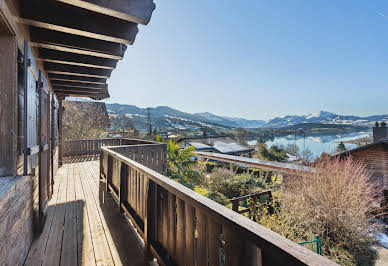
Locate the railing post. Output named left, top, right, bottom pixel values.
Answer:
left=58, top=98, right=63, bottom=166
left=119, top=162, right=127, bottom=214
left=232, top=200, right=239, bottom=212
left=144, top=179, right=157, bottom=263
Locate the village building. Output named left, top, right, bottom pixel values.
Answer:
left=335, top=124, right=388, bottom=216
left=179, top=136, right=255, bottom=157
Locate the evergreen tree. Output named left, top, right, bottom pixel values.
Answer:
left=336, top=142, right=346, bottom=153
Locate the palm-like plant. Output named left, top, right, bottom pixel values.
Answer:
left=157, top=136, right=200, bottom=188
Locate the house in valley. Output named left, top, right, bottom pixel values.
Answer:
left=335, top=124, right=388, bottom=217
left=179, top=136, right=255, bottom=157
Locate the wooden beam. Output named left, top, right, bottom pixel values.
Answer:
left=30, top=27, right=126, bottom=60
left=54, top=89, right=100, bottom=94
left=48, top=73, right=107, bottom=84
left=51, top=80, right=107, bottom=89
left=19, top=0, right=138, bottom=44
left=56, top=90, right=99, bottom=96
left=57, top=0, right=155, bottom=25
left=44, top=62, right=112, bottom=78
left=31, top=42, right=122, bottom=60
left=53, top=86, right=101, bottom=93
left=38, top=49, right=117, bottom=70
left=47, top=70, right=108, bottom=79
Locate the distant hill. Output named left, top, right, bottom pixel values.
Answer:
left=280, top=123, right=363, bottom=131
left=105, top=103, right=387, bottom=131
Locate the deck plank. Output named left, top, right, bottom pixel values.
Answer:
left=80, top=162, right=123, bottom=265
left=24, top=166, right=64, bottom=266
left=25, top=159, right=147, bottom=266
left=74, top=162, right=97, bottom=266
left=78, top=163, right=114, bottom=265
left=42, top=164, right=68, bottom=266
left=83, top=160, right=146, bottom=266
left=60, top=164, right=78, bottom=266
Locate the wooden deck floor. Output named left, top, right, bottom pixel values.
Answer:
left=25, top=159, right=147, bottom=266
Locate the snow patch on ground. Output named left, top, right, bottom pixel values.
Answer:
left=376, top=231, right=388, bottom=249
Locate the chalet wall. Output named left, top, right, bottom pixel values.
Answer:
left=0, top=175, right=33, bottom=265
left=0, top=1, right=60, bottom=263
left=0, top=31, right=18, bottom=177
left=350, top=143, right=388, bottom=190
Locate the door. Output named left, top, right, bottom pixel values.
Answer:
left=38, top=71, right=51, bottom=228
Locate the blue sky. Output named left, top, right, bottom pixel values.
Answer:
left=105, top=0, right=388, bottom=120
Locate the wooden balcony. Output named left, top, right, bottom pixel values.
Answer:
left=24, top=140, right=336, bottom=266
left=24, top=159, right=149, bottom=265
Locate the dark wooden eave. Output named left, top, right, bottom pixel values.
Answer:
left=17, top=0, right=155, bottom=99
left=57, top=0, right=156, bottom=25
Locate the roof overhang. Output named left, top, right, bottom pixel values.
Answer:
left=17, top=0, right=155, bottom=99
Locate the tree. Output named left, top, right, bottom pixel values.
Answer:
left=235, top=128, right=248, bottom=144
left=314, top=152, right=331, bottom=163
left=300, top=147, right=314, bottom=163
left=110, top=115, right=135, bottom=132
left=284, top=144, right=299, bottom=156
left=62, top=101, right=110, bottom=140
left=336, top=142, right=346, bottom=153
left=202, top=127, right=207, bottom=137
left=156, top=135, right=200, bottom=189
left=260, top=157, right=381, bottom=265
left=256, top=143, right=288, bottom=162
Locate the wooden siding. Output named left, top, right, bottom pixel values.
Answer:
left=347, top=143, right=388, bottom=190
left=0, top=175, right=33, bottom=265
left=0, top=33, right=18, bottom=176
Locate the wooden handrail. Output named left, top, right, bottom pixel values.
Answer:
left=100, top=145, right=337, bottom=266
left=62, top=138, right=157, bottom=157
left=196, top=151, right=314, bottom=174
left=231, top=191, right=273, bottom=217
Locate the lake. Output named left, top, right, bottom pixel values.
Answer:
left=247, top=130, right=372, bottom=160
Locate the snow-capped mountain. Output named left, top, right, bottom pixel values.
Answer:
left=266, top=111, right=388, bottom=128
left=105, top=103, right=387, bottom=131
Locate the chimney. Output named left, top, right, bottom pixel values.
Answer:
left=373, top=121, right=388, bottom=142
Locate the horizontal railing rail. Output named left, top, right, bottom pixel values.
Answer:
left=63, top=138, right=156, bottom=157
left=100, top=145, right=337, bottom=266
left=196, top=151, right=314, bottom=174
left=231, top=190, right=273, bottom=216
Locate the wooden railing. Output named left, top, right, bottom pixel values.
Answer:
left=100, top=145, right=337, bottom=266
left=231, top=190, right=273, bottom=218
left=62, top=138, right=155, bottom=157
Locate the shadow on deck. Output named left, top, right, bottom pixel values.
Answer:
left=25, top=159, right=149, bottom=266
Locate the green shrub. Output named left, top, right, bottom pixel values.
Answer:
left=257, top=157, right=381, bottom=265
left=205, top=162, right=217, bottom=173
left=208, top=168, right=266, bottom=199
left=207, top=191, right=230, bottom=205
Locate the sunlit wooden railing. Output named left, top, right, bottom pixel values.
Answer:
left=62, top=138, right=155, bottom=157
left=100, top=144, right=336, bottom=266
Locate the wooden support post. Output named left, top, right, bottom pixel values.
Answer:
left=0, top=33, right=17, bottom=177
left=58, top=99, right=63, bottom=166
left=144, top=180, right=157, bottom=262
left=23, top=40, right=29, bottom=175
left=232, top=200, right=239, bottom=212
left=229, top=163, right=233, bottom=172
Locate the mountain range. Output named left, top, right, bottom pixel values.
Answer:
left=106, top=103, right=388, bottom=131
